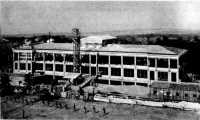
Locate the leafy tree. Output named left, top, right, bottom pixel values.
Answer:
left=0, top=74, right=13, bottom=96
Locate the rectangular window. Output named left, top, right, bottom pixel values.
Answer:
left=99, top=67, right=108, bottom=75
left=95, top=79, right=108, bottom=84
left=136, top=57, right=147, bottom=66
left=149, top=58, right=155, bottom=67
left=110, top=80, right=122, bottom=85
left=193, top=94, right=197, bottom=98
left=27, top=53, right=32, bottom=60
left=150, top=71, right=154, bottom=80
left=137, top=69, right=148, bottom=78
left=110, top=56, right=121, bottom=65
left=35, top=52, right=43, bottom=61
left=46, top=64, right=53, bottom=71
left=157, top=58, right=168, bottom=68
left=111, top=68, right=121, bottom=76
left=81, top=66, right=89, bottom=74
left=19, top=52, right=27, bottom=61
left=123, top=56, right=134, bottom=65
left=176, top=92, right=179, bottom=96
left=170, top=59, right=177, bottom=68
left=171, top=72, right=177, bottom=82
left=55, top=54, right=64, bottom=62
left=91, top=67, right=96, bottom=75
left=15, top=63, right=18, bottom=70
left=45, top=53, right=53, bottom=61
left=158, top=72, right=168, bottom=81
left=185, top=93, right=188, bottom=97
left=99, top=55, right=109, bottom=64
left=124, top=69, right=134, bottom=77
left=65, top=54, right=73, bottom=62
left=20, top=63, right=26, bottom=70
left=91, top=55, right=96, bottom=64
left=81, top=54, right=89, bottom=63
left=35, top=63, right=43, bottom=70
left=14, top=53, right=18, bottom=61
left=66, top=65, right=73, bottom=72
left=28, top=63, right=31, bottom=70
left=55, top=64, right=63, bottom=72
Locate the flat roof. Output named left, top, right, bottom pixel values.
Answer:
left=81, top=35, right=117, bottom=44
left=16, top=43, right=186, bottom=55
left=151, top=81, right=200, bottom=91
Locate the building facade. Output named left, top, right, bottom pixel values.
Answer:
left=12, top=35, right=186, bottom=87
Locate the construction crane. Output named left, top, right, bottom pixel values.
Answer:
left=72, top=28, right=81, bottom=73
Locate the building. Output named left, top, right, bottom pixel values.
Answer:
left=12, top=35, right=187, bottom=87
left=151, top=81, right=200, bottom=102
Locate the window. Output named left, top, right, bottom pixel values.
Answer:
left=15, top=63, right=18, bottom=70
left=123, top=56, right=134, bottom=65
left=46, top=64, right=53, bottom=71
left=81, top=66, right=89, bottom=74
left=95, top=79, right=108, bottom=84
left=110, top=56, right=121, bottom=65
left=124, top=69, right=134, bottom=77
left=193, top=94, right=197, bottom=98
left=91, top=55, right=96, bottom=64
left=14, top=53, right=18, bottom=61
left=98, top=55, right=108, bottom=64
left=81, top=54, right=89, bottom=63
left=27, top=53, right=32, bottom=60
left=185, top=93, right=188, bottom=97
left=65, top=54, right=73, bottom=62
left=45, top=53, right=53, bottom=61
left=55, top=54, right=64, bottom=62
left=35, top=63, right=43, bottom=70
left=176, top=92, right=179, bottom=96
left=137, top=70, right=147, bottom=78
left=110, top=80, right=122, bottom=85
left=111, top=68, right=121, bottom=76
left=35, top=52, right=43, bottom=61
left=99, top=67, right=108, bottom=75
left=150, top=71, right=154, bottom=80
left=28, top=63, right=31, bottom=70
left=149, top=58, right=155, bottom=67
left=136, top=83, right=148, bottom=87
left=91, top=67, right=96, bottom=75
left=20, top=63, right=26, bottom=70
left=170, top=59, right=177, bottom=68
left=171, top=72, right=177, bottom=82
left=19, top=52, right=26, bottom=61
left=55, top=64, right=63, bottom=72
left=136, top=57, right=147, bottom=66
left=153, top=90, right=157, bottom=95
left=157, top=58, right=168, bottom=68
left=66, top=65, right=73, bottom=72
left=158, top=72, right=168, bottom=81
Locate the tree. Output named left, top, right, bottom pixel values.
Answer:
left=0, top=74, right=13, bottom=96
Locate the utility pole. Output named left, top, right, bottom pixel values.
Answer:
left=72, top=28, right=81, bottom=73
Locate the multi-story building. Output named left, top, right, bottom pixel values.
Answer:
left=12, top=35, right=187, bottom=87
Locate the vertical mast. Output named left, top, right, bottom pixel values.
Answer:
left=72, top=28, right=81, bottom=73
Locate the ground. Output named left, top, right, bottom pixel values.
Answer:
left=1, top=96, right=200, bottom=120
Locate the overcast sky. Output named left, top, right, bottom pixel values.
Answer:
left=1, top=1, right=200, bottom=35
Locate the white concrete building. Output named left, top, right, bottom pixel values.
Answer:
left=12, top=35, right=187, bottom=87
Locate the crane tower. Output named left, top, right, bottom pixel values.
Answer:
left=72, top=28, right=81, bottom=73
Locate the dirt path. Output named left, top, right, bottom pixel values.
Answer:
left=1, top=97, right=200, bottom=120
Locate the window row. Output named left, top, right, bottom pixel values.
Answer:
left=15, top=62, right=177, bottom=82
left=15, top=52, right=178, bottom=68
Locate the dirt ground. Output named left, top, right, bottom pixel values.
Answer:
left=1, top=96, right=200, bottom=120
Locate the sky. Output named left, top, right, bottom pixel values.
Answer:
left=1, top=1, right=200, bottom=35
